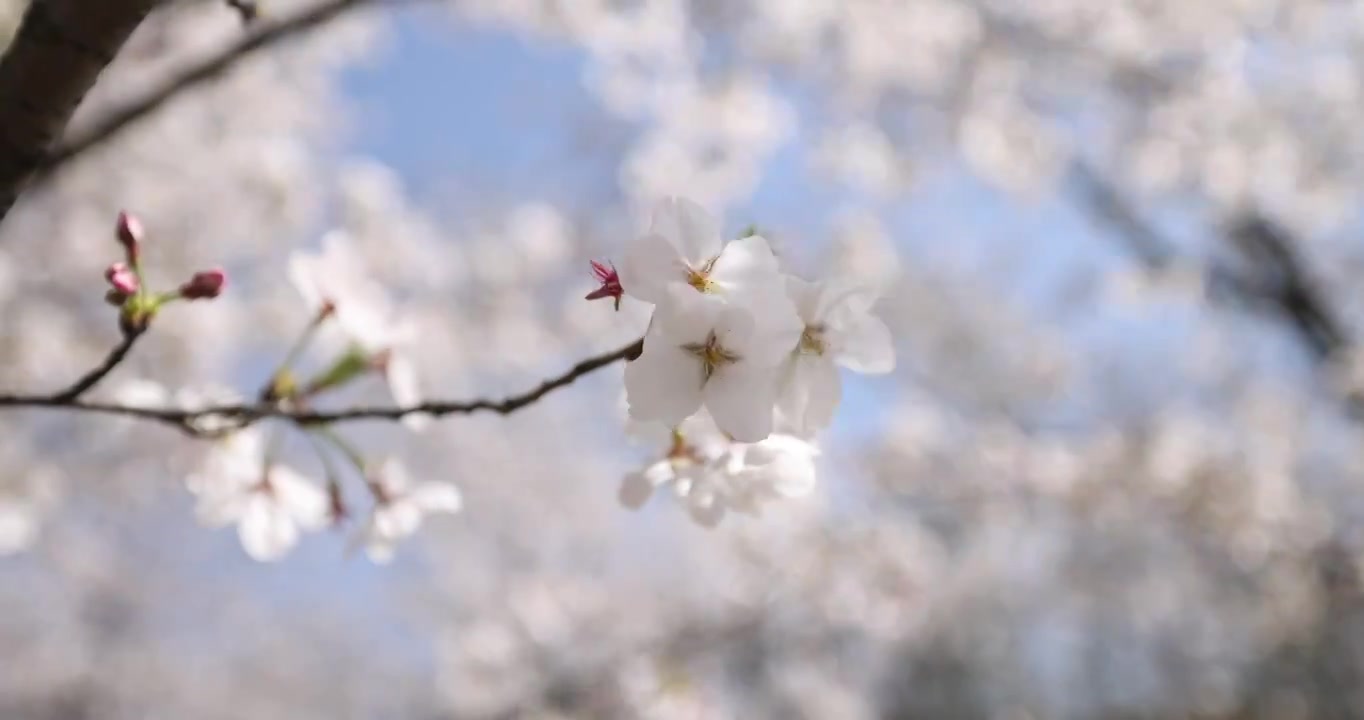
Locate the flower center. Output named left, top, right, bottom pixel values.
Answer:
left=681, top=331, right=741, bottom=382
left=799, top=325, right=828, bottom=356
left=685, top=256, right=720, bottom=293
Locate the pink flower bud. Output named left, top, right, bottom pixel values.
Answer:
left=585, top=260, right=623, bottom=311
left=179, top=268, right=226, bottom=300
left=116, top=212, right=143, bottom=262
left=104, top=262, right=139, bottom=295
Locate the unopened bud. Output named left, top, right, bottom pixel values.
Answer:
left=104, top=262, right=139, bottom=295
left=585, top=260, right=624, bottom=311
left=116, top=211, right=143, bottom=263
left=179, top=268, right=226, bottom=300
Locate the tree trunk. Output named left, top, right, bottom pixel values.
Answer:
left=0, top=0, right=156, bottom=225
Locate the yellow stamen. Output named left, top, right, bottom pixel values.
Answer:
left=799, top=325, right=828, bottom=356
left=685, top=256, right=721, bottom=293
left=682, top=331, right=741, bottom=382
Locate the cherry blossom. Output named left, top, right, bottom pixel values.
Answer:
left=625, top=285, right=800, bottom=441
left=775, top=276, right=895, bottom=436
left=288, top=231, right=428, bottom=428
left=620, top=412, right=818, bottom=527
left=618, top=197, right=794, bottom=322
left=356, top=458, right=462, bottom=563
left=187, top=429, right=329, bottom=562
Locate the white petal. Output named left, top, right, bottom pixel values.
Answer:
left=269, top=466, right=329, bottom=531
left=194, top=487, right=248, bottom=528
left=365, top=536, right=398, bottom=564
left=620, top=232, right=686, bottom=305
left=817, top=277, right=881, bottom=320
left=653, top=283, right=724, bottom=343
left=618, top=471, right=655, bottom=509
left=784, top=275, right=823, bottom=325
left=238, top=498, right=299, bottom=562
left=743, top=435, right=819, bottom=498
left=716, top=293, right=801, bottom=368
left=625, top=335, right=704, bottom=426
left=375, top=457, right=412, bottom=494
left=709, top=235, right=781, bottom=295
left=384, top=355, right=432, bottom=431
left=409, top=482, right=463, bottom=514
left=832, top=312, right=895, bottom=374
left=686, top=484, right=726, bottom=528
left=650, top=197, right=720, bottom=265
left=704, top=365, right=777, bottom=442
left=287, top=252, right=326, bottom=311
left=776, top=355, right=841, bottom=436
left=374, top=501, right=423, bottom=540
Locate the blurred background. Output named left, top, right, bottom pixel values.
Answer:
left=3, top=0, right=1364, bottom=717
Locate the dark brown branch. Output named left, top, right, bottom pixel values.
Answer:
left=0, top=0, right=158, bottom=225
left=36, top=0, right=405, bottom=183
left=52, top=326, right=145, bottom=402
left=0, top=338, right=644, bottom=438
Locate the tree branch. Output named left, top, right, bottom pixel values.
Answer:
left=0, top=0, right=158, bottom=225
left=0, top=338, right=644, bottom=438
left=52, top=326, right=146, bottom=402
left=36, top=0, right=403, bottom=183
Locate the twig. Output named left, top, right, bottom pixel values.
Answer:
left=0, top=338, right=644, bottom=437
left=52, top=327, right=146, bottom=402
left=36, top=0, right=415, bottom=182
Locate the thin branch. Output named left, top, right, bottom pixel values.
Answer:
left=35, top=0, right=410, bottom=182
left=0, top=338, right=644, bottom=437
left=52, top=326, right=146, bottom=402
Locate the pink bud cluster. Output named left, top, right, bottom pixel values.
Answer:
left=103, top=211, right=229, bottom=333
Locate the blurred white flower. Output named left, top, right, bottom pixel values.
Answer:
left=187, top=429, right=328, bottom=562
left=289, top=230, right=416, bottom=354
left=289, top=231, right=428, bottom=427
left=0, top=496, right=39, bottom=555
left=357, top=458, right=462, bottom=564
left=626, top=286, right=798, bottom=441
left=621, top=411, right=818, bottom=527
left=776, top=276, right=895, bottom=436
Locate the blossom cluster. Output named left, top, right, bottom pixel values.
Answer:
left=589, top=197, right=895, bottom=525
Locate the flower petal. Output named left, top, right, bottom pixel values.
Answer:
left=686, top=484, right=726, bottom=528
left=709, top=235, right=780, bottom=295
left=654, top=283, right=725, bottom=344
left=776, top=355, right=841, bottom=436
left=238, top=497, right=299, bottom=562
left=374, top=500, right=423, bottom=540
left=625, top=333, right=704, bottom=426
left=409, top=482, right=463, bottom=514
left=618, top=470, right=656, bottom=509
left=832, top=312, right=895, bottom=374
left=619, top=232, right=685, bottom=305
left=270, top=465, right=329, bottom=531
left=650, top=197, right=720, bottom=265
left=704, top=365, right=777, bottom=442
left=784, top=275, right=823, bottom=325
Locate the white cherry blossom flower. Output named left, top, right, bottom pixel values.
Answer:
left=625, top=285, right=799, bottom=441
left=620, top=411, right=818, bottom=527
left=619, top=196, right=795, bottom=322
left=357, top=458, right=462, bottom=564
left=289, top=231, right=429, bottom=430
left=187, top=429, right=329, bottom=562
left=776, top=276, right=895, bottom=436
